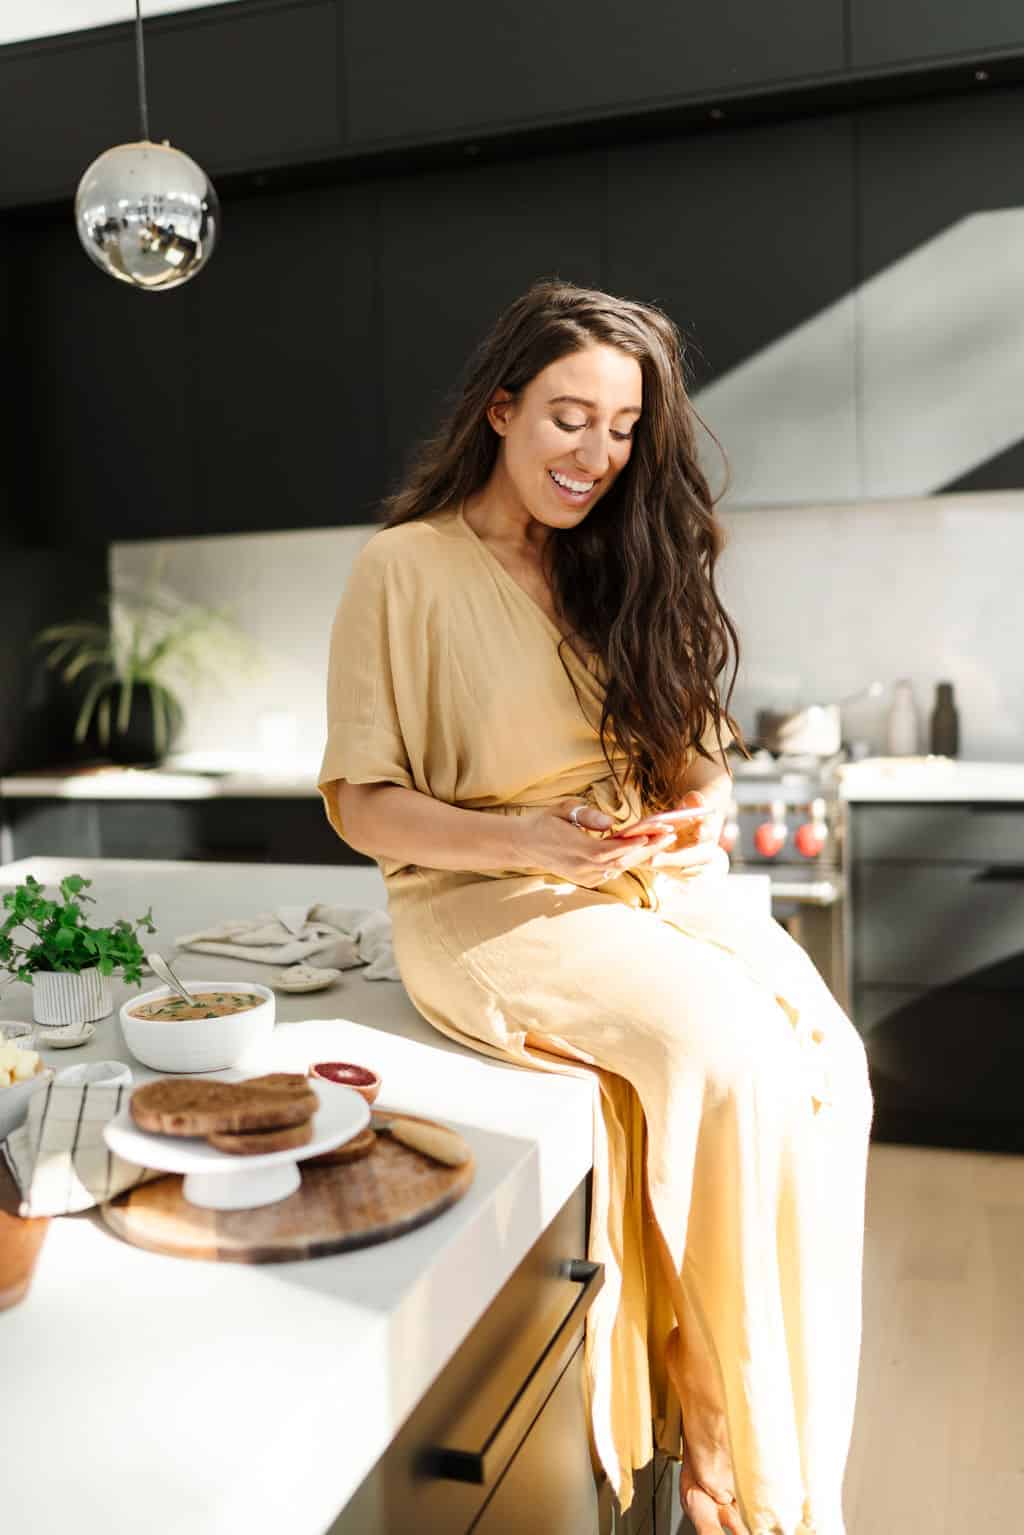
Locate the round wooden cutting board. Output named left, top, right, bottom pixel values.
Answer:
left=99, top=1116, right=474, bottom=1263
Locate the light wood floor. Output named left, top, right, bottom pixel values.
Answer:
left=674, top=1140, right=1024, bottom=1534
left=844, top=1140, right=1024, bottom=1533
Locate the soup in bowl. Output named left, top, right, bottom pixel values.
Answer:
left=119, top=980, right=275, bottom=1073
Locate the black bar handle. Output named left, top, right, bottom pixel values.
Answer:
left=427, top=1259, right=604, bottom=1487
left=972, top=865, right=1024, bottom=882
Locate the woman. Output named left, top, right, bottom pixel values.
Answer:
left=317, top=280, right=873, bottom=1535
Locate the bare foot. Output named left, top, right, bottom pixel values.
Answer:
left=680, top=1456, right=752, bottom=1535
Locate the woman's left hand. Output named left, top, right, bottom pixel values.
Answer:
left=645, top=790, right=727, bottom=872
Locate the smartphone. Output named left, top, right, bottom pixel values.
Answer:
left=614, top=805, right=717, bottom=839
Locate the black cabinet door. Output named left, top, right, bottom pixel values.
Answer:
left=0, top=30, right=136, bottom=209
left=856, top=89, right=1024, bottom=497
left=372, top=152, right=604, bottom=486
left=189, top=180, right=379, bottom=537
left=853, top=862, right=1024, bottom=988
left=606, top=114, right=858, bottom=507
left=851, top=1, right=1024, bottom=69
left=343, top=1, right=844, bottom=148
left=146, top=0, right=341, bottom=173
left=849, top=803, right=1024, bottom=865
left=15, top=220, right=190, bottom=548
left=0, top=1, right=342, bottom=211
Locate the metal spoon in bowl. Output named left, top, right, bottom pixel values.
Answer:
left=146, top=952, right=197, bottom=1006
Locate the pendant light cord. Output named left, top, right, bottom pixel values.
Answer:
left=134, top=0, right=151, bottom=141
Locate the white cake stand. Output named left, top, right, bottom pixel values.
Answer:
left=103, top=1080, right=370, bottom=1210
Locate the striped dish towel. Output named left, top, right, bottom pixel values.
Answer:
left=2, top=1081, right=161, bottom=1218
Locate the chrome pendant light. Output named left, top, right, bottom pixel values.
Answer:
left=74, top=1, right=219, bottom=291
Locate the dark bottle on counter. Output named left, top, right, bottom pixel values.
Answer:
left=929, top=681, right=959, bottom=757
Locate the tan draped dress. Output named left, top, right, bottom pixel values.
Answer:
left=317, top=506, right=873, bottom=1535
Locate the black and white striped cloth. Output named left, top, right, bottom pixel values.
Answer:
left=2, top=1081, right=160, bottom=1218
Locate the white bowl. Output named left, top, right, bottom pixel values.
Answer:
left=119, top=980, right=275, bottom=1073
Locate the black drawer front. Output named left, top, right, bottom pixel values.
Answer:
left=853, top=985, right=924, bottom=1038
left=850, top=803, right=1024, bottom=865
left=3, top=796, right=370, bottom=865
left=470, top=1342, right=601, bottom=1535
left=853, top=863, right=1024, bottom=987
left=328, top=1181, right=593, bottom=1535
left=855, top=982, right=1024, bottom=1135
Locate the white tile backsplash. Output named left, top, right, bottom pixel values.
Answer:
left=111, top=489, right=1024, bottom=768
left=718, top=490, right=1024, bottom=758
left=111, top=524, right=374, bottom=767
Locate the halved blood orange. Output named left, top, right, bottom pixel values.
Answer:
left=308, top=1061, right=381, bottom=1104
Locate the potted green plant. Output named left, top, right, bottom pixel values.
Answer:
left=0, top=874, right=156, bottom=1027
left=34, top=553, right=263, bottom=766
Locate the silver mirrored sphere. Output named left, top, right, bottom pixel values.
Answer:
left=74, top=140, right=219, bottom=292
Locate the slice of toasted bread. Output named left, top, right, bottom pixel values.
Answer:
left=130, top=1076, right=317, bottom=1137
left=306, top=1126, right=376, bottom=1166
left=242, top=1073, right=312, bottom=1094
left=206, top=1119, right=314, bottom=1156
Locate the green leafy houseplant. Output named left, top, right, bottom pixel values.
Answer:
left=0, top=874, right=156, bottom=987
left=35, top=553, right=263, bottom=760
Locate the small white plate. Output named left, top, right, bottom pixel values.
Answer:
left=35, top=1023, right=97, bottom=1050
left=103, top=1078, right=369, bottom=1209
left=271, top=965, right=342, bottom=993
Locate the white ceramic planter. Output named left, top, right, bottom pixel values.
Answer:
left=31, top=967, right=113, bottom=1027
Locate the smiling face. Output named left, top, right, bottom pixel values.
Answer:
left=485, top=345, right=643, bottom=537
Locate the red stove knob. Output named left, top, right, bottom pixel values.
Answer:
left=754, top=820, right=787, bottom=857
left=795, top=820, right=827, bottom=858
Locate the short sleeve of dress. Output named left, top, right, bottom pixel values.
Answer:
left=317, top=537, right=415, bottom=842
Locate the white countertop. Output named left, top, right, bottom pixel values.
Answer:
left=837, top=756, right=1024, bottom=803
left=0, top=752, right=323, bottom=800
left=0, top=857, right=596, bottom=1535
left=9, top=752, right=1024, bottom=808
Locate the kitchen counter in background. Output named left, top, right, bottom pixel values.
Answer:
left=0, top=751, right=325, bottom=799
left=2, top=855, right=770, bottom=1535
left=0, top=757, right=349, bottom=866
left=8, top=753, right=1024, bottom=806
left=838, top=756, right=1024, bottom=801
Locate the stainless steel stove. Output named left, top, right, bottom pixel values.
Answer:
left=723, top=746, right=849, bottom=1008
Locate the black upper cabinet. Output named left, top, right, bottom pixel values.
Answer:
left=372, top=153, right=604, bottom=488
left=851, top=1, right=1024, bottom=69
left=606, top=115, right=858, bottom=507
left=19, top=222, right=191, bottom=546
left=343, top=0, right=844, bottom=147
left=606, top=116, right=856, bottom=387
left=0, top=31, right=136, bottom=208
left=189, top=181, right=378, bottom=538
left=0, top=0, right=341, bottom=210
left=857, top=89, right=1024, bottom=498
left=146, top=1, right=340, bottom=172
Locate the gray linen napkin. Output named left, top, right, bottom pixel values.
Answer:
left=174, top=901, right=401, bottom=981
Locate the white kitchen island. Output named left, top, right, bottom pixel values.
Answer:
left=1, top=856, right=769, bottom=1535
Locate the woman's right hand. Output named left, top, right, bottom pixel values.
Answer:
left=513, top=799, right=676, bottom=889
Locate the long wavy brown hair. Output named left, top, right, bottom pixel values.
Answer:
left=382, top=279, right=748, bottom=811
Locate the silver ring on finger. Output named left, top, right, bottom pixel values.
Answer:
left=569, top=804, right=586, bottom=828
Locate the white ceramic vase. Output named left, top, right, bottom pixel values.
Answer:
left=30, top=967, right=113, bottom=1027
